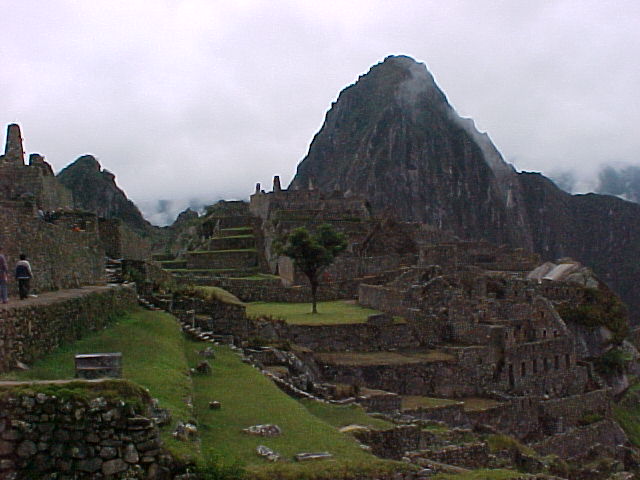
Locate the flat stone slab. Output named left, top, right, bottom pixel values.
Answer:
left=294, top=452, right=333, bottom=461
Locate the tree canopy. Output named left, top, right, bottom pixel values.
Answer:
left=279, top=224, right=347, bottom=313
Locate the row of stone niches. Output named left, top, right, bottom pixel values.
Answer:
left=508, top=353, right=571, bottom=387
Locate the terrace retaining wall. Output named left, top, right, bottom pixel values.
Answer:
left=0, top=284, right=137, bottom=373
left=0, top=384, right=175, bottom=479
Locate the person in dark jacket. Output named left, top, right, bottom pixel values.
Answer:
left=0, top=250, right=8, bottom=303
left=15, top=254, right=33, bottom=300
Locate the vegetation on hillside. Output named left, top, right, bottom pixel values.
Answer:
left=557, top=286, right=629, bottom=344
left=276, top=224, right=347, bottom=313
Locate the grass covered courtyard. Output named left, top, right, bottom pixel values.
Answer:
left=246, top=300, right=404, bottom=325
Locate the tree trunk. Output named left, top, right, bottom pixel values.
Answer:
left=310, top=278, right=318, bottom=314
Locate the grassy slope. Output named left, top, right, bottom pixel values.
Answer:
left=1, top=308, right=196, bottom=462
left=0, top=307, right=412, bottom=479
left=246, top=300, right=400, bottom=325
left=185, top=341, right=385, bottom=464
left=298, top=399, right=393, bottom=430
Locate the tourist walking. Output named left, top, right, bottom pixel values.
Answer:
left=15, top=254, right=33, bottom=300
left=0, top=250, right=8, bottom=303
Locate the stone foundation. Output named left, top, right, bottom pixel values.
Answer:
left=0, top=381, right=174, bottom=479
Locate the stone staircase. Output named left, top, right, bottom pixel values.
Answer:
left=105, top=258, right=124, bottom=283
left=156, top=217, right=267, bottom=283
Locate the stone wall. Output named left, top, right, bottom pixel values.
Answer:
left=98, top=219, right=152, bottom=260
left=0, top=284, right=137, bottom=372
left=538, top=389, right=611, bottom=431
left=403, top=403, right=469, bottom=428
left=172, top=296, right=248, bottom=339
left=352, top=425, right=422, bottom=460
left=358, top=284, right=408, bottom=318
left=532, top=419, right=628, bottom=460
left=185, top=250, right=258, bottom=269
left=280, top=323, right=418, bottom=353
left=0, top=381, right=174, bottom=479
left=0, top=203, right=105, bottom=294
left=410, top=443, right=490, bottom=469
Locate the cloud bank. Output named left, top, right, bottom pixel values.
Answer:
left=1, top=1, right=639, bottom=224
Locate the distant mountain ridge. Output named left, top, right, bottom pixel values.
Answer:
left=57, top=155, right=151, bottom=233
left=291, top=55, right=640, bottom=321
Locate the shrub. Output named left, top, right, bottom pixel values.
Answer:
left=595, top=348, right=632, bottom=375
left=557, top=287, right=629, bottom=344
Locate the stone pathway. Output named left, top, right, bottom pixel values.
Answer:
left=0, top=284, right=118, bottom=312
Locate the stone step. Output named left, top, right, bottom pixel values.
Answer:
left=185, top=249, right=258, bottom=270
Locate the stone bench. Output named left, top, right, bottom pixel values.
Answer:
left=75, top=352, right=123, bottom=379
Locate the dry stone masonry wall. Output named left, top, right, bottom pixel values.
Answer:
left=0, top=285, right=137, bottom=373
left=0, top=383, right=173, bottom=479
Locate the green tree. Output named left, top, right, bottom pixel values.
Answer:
left=280, top=224, right=347, bottom=313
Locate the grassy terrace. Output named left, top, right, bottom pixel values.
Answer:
left=0, top=309, right=196, bottom=462
left=316, top=350, right=455, bottom=366
left=402, top=396, right=502, bottom=412
left=228, top=273, right=280, bottom=281
left=1, top=307, right=406, bottom=479
left=247, top=300, right=405, bottom=325
left=186, top=342, right=400, bottom=478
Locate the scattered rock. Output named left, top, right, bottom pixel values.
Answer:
left=195, top=361, right=212, bottom=374
left=338, top=424, right=371, bottom=434
left=243, top=424, right=282, bottom=437
left=200, top=346, right=216, bottom=358
left=256, top=445, right=280, bottom=462
left=15, top=361, right=30, bottom=370
left=173, top=422, right=198, bottom=441
left=150, top=398, right=172, bottom=426
left=294, top=452, right=333, bottom=461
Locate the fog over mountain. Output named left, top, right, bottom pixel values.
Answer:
left=1, top=1, right=639, bottom=225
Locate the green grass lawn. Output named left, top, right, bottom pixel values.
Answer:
left=402, top=396, right=462, bottom=410
left=185, top=340, right=404, bottom=479
left=246, top=300, right=403, bottom=325
left=433, top=469, right=523, bottom=480
left=0, top=308, right=197, bottom=462
left=228, top=274, right=281, bottom=281
left=298, top=398, right=393, bottom=430
left=614, top=402, right=640, bottom=447
left=0, top=306, right=410, bottom=479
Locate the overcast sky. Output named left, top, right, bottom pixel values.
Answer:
left=1, top=0, right=639, bottom=224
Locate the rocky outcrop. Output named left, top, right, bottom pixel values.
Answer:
left=58, top=155, right=151, bottom=233
left=290, top=55, right=640, bottom=321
